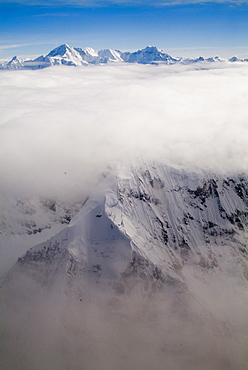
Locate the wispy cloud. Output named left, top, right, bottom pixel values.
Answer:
left=0, top=42, right=55, bottom=51
left=0, top=43, right=35, bottom=50
left=32, top=12, right=77, bottom=16
left=158, top=0, right=248, bottom=5
left=0, top=0, right=248, bottom=6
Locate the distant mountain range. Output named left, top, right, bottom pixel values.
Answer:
left=1, top=44, right=247, bottom=69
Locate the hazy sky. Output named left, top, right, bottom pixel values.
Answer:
left=0, top=0, right=248, bottom=59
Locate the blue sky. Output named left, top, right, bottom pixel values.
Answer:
left=0, top=0, right=248, bottom=59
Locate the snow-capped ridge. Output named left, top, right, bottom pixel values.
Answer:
left=98, top=48, right=123, bottom=62
left=47, top=43, right=74, bottom=57
left=229, top=56, right=243, bottom=62
left=121, top=45, right=178, bottom=64
left=2, top=44, right=248, bottom=70
left=46, top=44, right=88, bottom=66
left=82, top=47, right=99, bottom=56
left=6, top=55, right=24, bottom=69
left=6, top=161, right=248, bottom=290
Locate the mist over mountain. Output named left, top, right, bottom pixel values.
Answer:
left=1, top=160, right=248, bottom=370
left=1, top=44, right=248, bottom=69
left=0, top=61, right=248, bottom=370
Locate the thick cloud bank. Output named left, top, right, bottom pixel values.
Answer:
left=1, top=262, right=248, bottom=370
left=1, top=62, right=248, bottom=201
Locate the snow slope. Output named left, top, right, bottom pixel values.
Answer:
left=0, top=195, right=83, bottom=277
left=3, top=160, right=247, bottom=288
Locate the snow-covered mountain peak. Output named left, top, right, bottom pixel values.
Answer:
left=98, top=48, right=123, bottom=62
left=82, top=46, right=98, bottom=56
left=42, top=44, right=87, bottom=66
left=6, top=55, right=24, bottom=69
left=74, top=46, right=100, bottom=63
left=229, top=56, right=242, bottom=62
left=206, top=55, right=224, bottom=62
left=47, top=43, right=74, bottom=57
left=142, top=45, right=163, bottom=53
left=5, top=160, right=247, bottom=291
left=121, top=45, right=178, bottom=64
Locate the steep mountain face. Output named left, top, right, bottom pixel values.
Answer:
left=46, top=44, right=76, bottom=58
left=1, top=44, right=247, bottom=70
left=122, top=46, right=178, bottom=64
left=98, top=48, right=123, bottom=62
left=46, top=44, right=88, bottom=66
left=74, top=46, right=101, bottom=64
left=31, top=44, right=90, bottom=67
left=4, top=161, right=248, bottom=289
left=6, top=55, right=25, bottom=69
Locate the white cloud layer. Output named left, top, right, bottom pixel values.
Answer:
left=1, top=62, right=248, bottom=202
left=1, top=62, right=248, bottom=370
